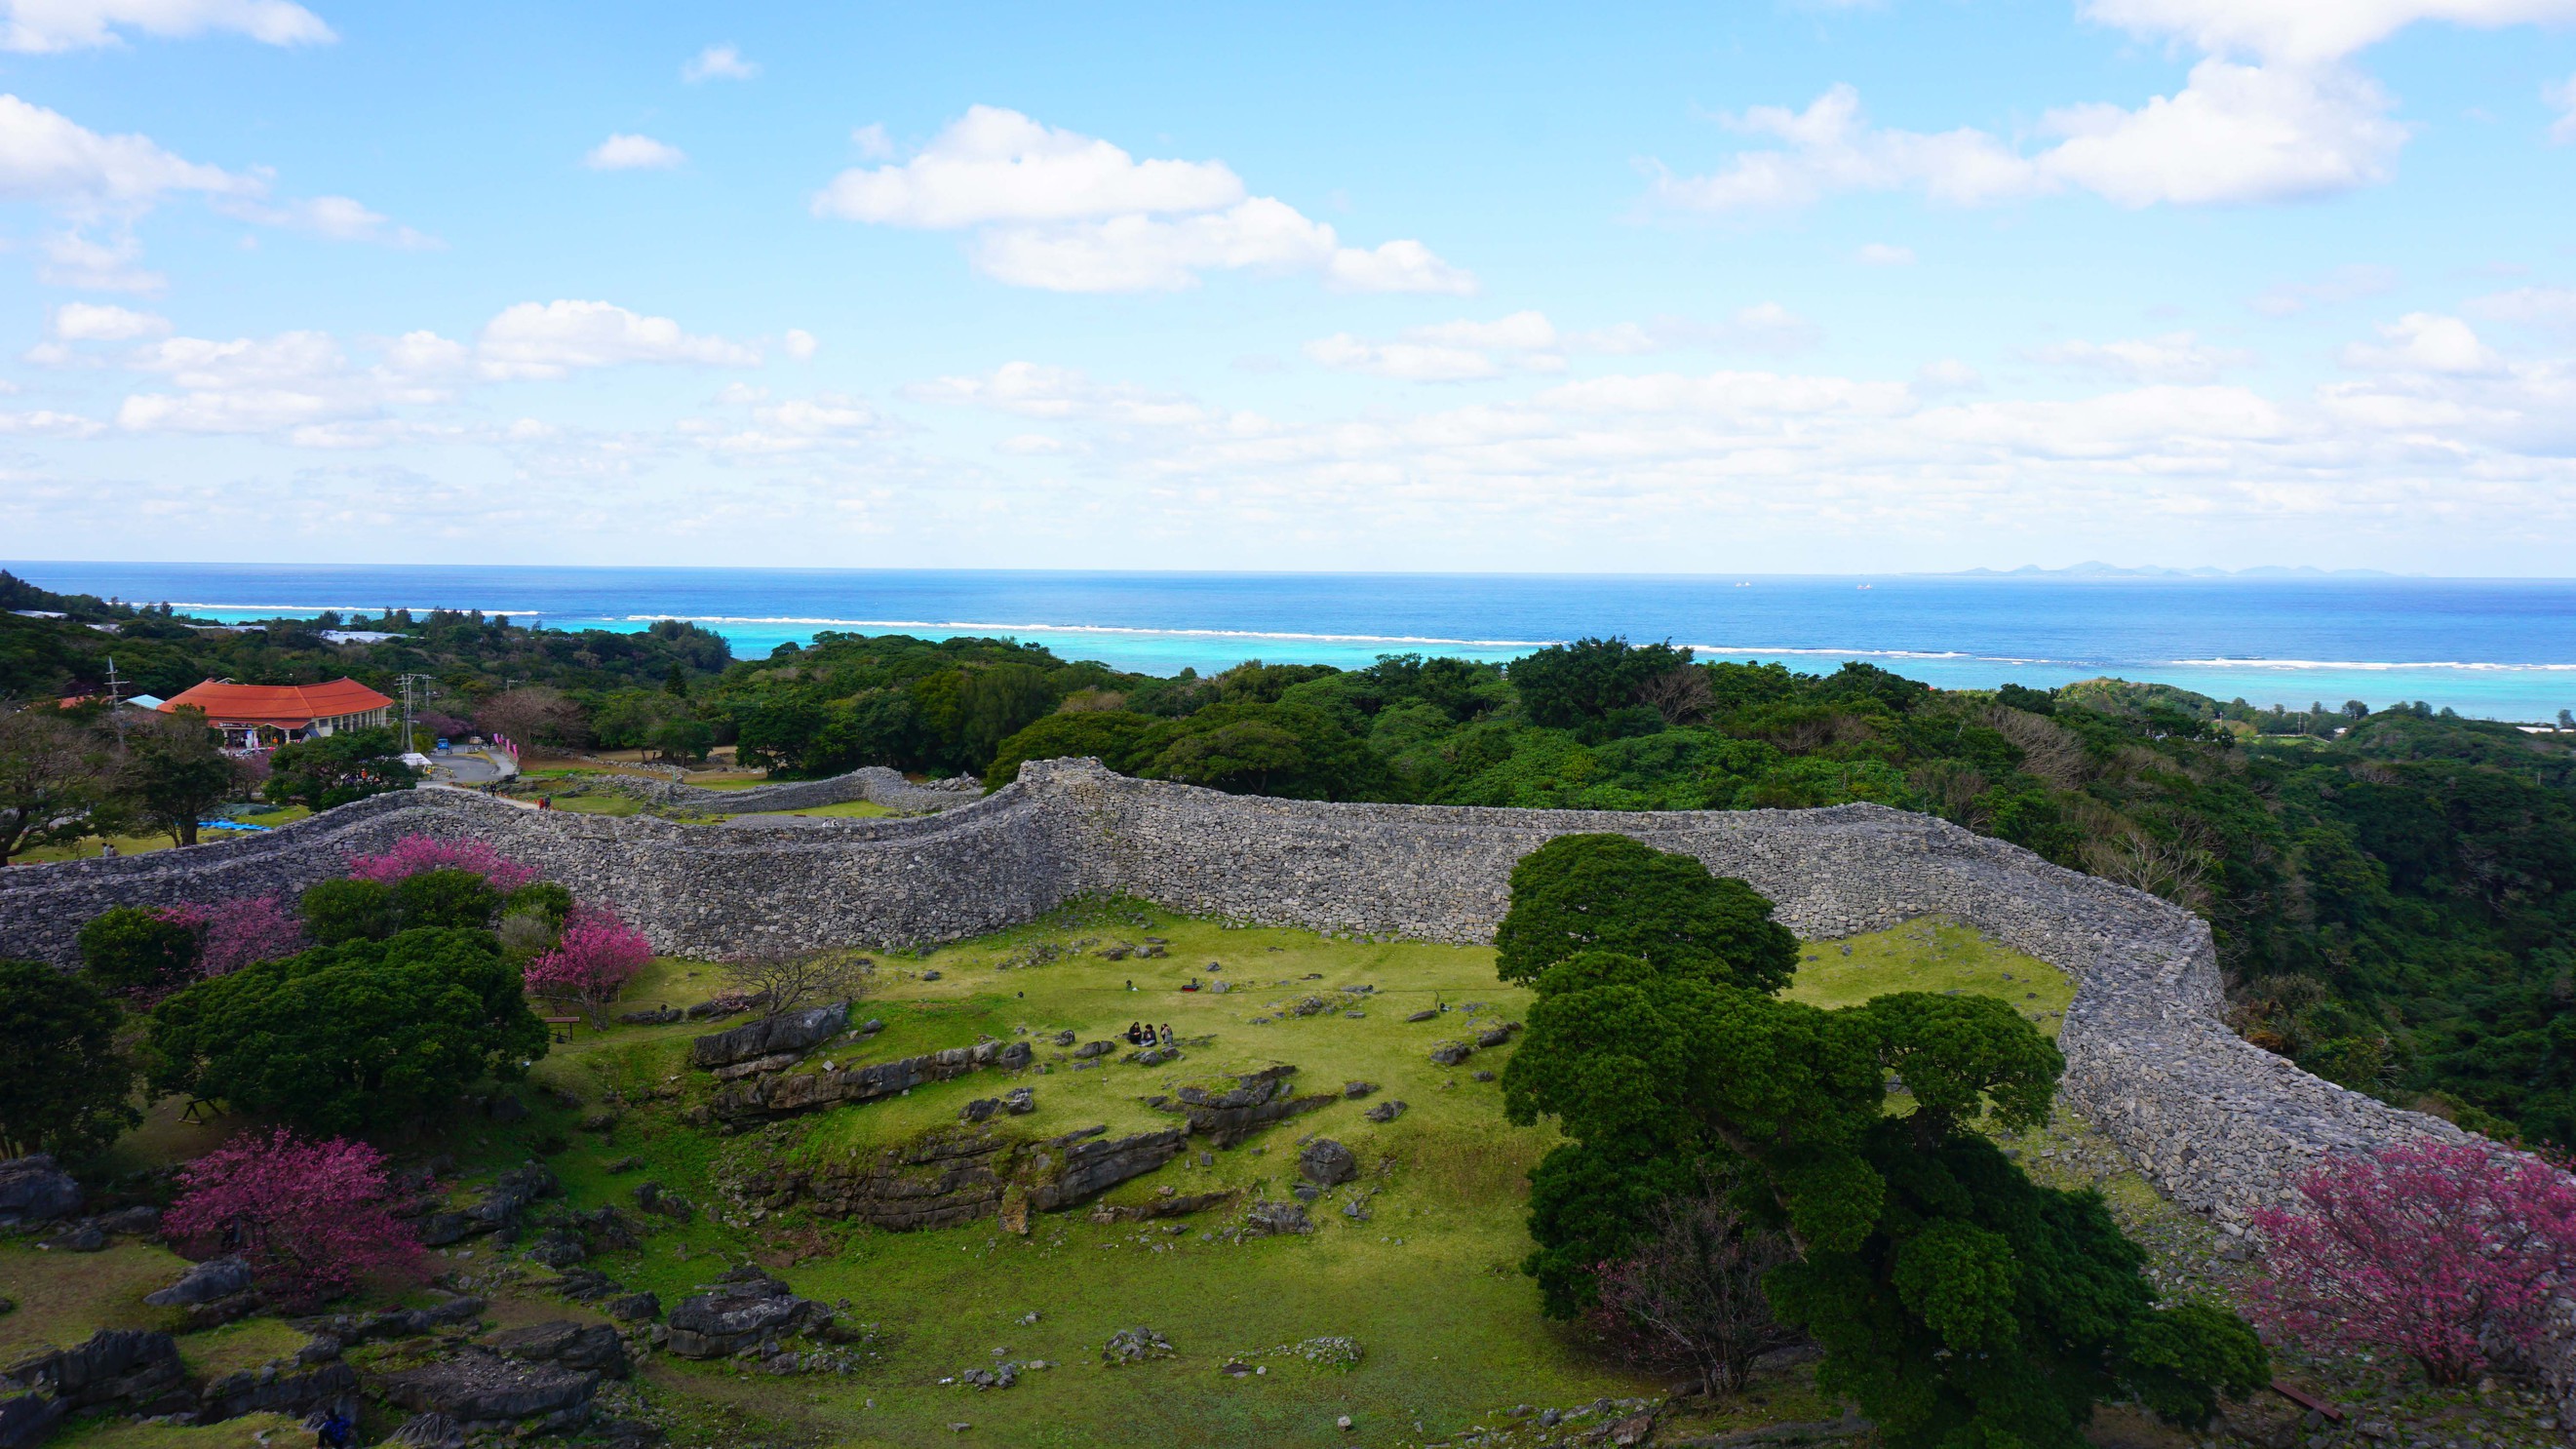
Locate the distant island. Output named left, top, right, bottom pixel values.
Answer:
left=1937, top=562, right=2402, bottom=578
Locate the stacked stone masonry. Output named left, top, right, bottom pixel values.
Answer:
left=5, top=755, right=2544, bottom=1396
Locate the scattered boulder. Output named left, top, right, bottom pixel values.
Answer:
left=522, top=1227, right=589, bottom=1270
left=605, top=1293, right=661, bottom=1323
left=1298, top=1140, right=1358, bottom=1188
left=1086, top=1190, right=1235, bottom=1225
left=0, top=1156, right=81, bottom=1226
left=91, top=1205, right=159, bottom=1235
left=297, top=1295, right=487, bottom=1349
left=1404, top=1009, right=1438, bottom=1023
left=0, top=1394, right=64, bottom=1448
left=691, top=1001, right=851, bottom=1070
left=663, top=1273, right=823, bottom=1359
left=1072, top=1040, right=1115, bottom=1060
left=1242, top=1199, right=1315, bottom=1237
left=0, top=1328, right=188, bottom=1418
left=959, top=1098, right=998, bottom=1124
left=1126, top=1045, right=1180, bottom=1067
left=488, top=1321, right=631, bottom=1378
left=1362, top=1099, right=1408, bottom=1123
left=1101, top=1327, right=1173, bottom=1365
left=194, top=1358, right=358, bottom=1425
left=1166, top=1067, right=1338, bottom=1147
left=418, top=1165, right=562, bottom=1246
left=144, top=1256, right=254, bottom=1308
left=1342, top=1081, right=1377, bottom=1099
left=378, top=1348, right=598, bottom=1436
left=1002, top=1087, right=1035, bottom=1115
left=616, top=1006, right=683, bottom=1026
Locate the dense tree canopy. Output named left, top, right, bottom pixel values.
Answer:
left=263, top=727, right=418, bottom=809
left=1494, top=833, right=1799, bottom=992
left=145, top=926, right=549, bottom=1134
left=0, top=959, right=139, bottom=1160
left=1497, top=843, right=2266, bottom=1447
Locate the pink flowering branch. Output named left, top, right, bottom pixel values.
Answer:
left=162, top=1128, right=424, bottom=1310
left=2247, top=1139, right=2576, bottom=1385
left=523, top=905, right=653, bottom=1026
left=347, top=834, right=539, bottom=892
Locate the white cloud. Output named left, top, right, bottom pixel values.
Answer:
left=2249, top=261, right=2398, bottom=316
left=585, top=134, right=686, bottom=171
left=2041, top=60, right=2405, bottom=206
left=2029, top=331, right=2255, bottom=382
left=214, top=193, right=438, bottom=247
left=997, top=433, right=1067, bottom=454
left=814, top=106, right=1471, bottom=294
left=0, top=0, right=331, bottom=54
left=50, top=300, right=166, bottom=339
left=850, top=123, right=895, bottom=160
left=696, top=395, right=882, bottom=455
left=1652, top=63, right=2406, bottom=215
left=1306, top=333, right=1507, bottom=381
left=905, top=361, right=1212, bottom=427
left=2467, top=285, right=2576, bottom=329
left=475, top=300, right=762, bottom=379
left=682, top=43, right=758, bottom=82
left=2549, top=72, right=2576, bottom=143
left=783, top=329, right=819, bottom=361
left=41, top=231, right=169, bottom=294
left=0, top=93, right=253, bottom=208
left=1304, top=310, right=1826, bottom=383
left=2081, top=0, right=2576, bottom=66
left=1917, top=358, right=1986, bottom=392
left=1856, top=243, right=1915, bottom=265
left=0, top=409, right=102, bottom=436
left=815, top=105, right=1240, bottom=226
left=115, top=329, right=446, bottom=435
left=2339, top=312, right=2503, bottom=373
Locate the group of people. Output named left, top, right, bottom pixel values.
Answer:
left=1125, top=1021, right=1174, bottom=1047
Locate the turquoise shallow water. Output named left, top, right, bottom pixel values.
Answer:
left=10, top=563, right=2573, bottom=723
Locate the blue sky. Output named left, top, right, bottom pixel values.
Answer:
left=1, top=0, right=2573, bottom=573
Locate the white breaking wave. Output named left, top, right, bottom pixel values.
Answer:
left=2169, top=657, right=2576, bottom=672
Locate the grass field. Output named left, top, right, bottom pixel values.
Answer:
left=6, top=908, right=2087, bottom=1449
left=492, top=907, right=2072, bottom=1449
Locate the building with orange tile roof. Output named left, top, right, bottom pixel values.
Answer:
left=159, top=678, right=394, bottom=749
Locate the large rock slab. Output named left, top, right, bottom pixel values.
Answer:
left=194, top=1359, right=358, bottom=1425
left=0, top=1328, right=187, bottom=1414
left=663, top=1273, right=822, bottom=1359
left=488, top=1321, right=630, bottom=1378
left=0, top=1156, right=80, bottom=1225
left=144, top=1256, right=254, bottom=1307
left=377, top=1349, right=596, bottom=1431
left=417, top=1165, right=561, bottom=1246
left=711, top=1038, right=1030, bottom=1121
left=690, top=1001, right=849, bottom=1070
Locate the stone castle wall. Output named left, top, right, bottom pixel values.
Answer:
left=0, top=757, right=2455, bottom=1226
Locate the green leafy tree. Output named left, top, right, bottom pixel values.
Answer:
left=78, top=905, right=200, bottom=993
left=145, top=927, right=549, bottom=1134
left=1508, top=638, right=1696, bottom=738
left=392, top=868, right=503, bottom=931
left=983, top=710, right=1156, bottom=789
left=958, top=663, right=1060, bottom=768
left=1500, top=843, right=2266, bottom=1448
left=122, top=707, right=241, bottom=845
left=300, top=878, right=397, bottom=946
left=646, top=714, right=714, bottom=764
left=0, top=959, right=140, bottom=1159
left=263, top=727, right=417, bottom=810
left=1493, top=833, right=1799, bottom=992
left=0, top=707, right=117, bottom=859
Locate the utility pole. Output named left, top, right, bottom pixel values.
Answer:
left=102, top=656, right=132, bottom=743
left=396, top=673, right=436, bottom=754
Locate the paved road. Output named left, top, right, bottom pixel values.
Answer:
left=422, top=750, right=508, bottom=786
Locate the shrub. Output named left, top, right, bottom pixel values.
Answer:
left=2247, top=1140, right=2576, bottom=1385
left=77, top=906, right=200, bottom=995
left=523, top=906, right=653, bottom=1026
left=503, top=881, right=574, bottom=928
left=347, top=834, right=539, bottom=892
left=1493, top=833, right=1799, bottom=992
left=391, top=869, right=502, bottom=931
left=146, top=927, right=550, bottom=1135
left=262, top=727, right=417, bottom=810
left=1593, top=1179, right=1802, bottom=1397
left=0, top=959, right=139, bottom=1159
left=300, top=878, right=396, bottom=947
left=162, top=1128, right=422, bottom=1308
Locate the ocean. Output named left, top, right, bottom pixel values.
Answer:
left=8, top=562, right=2573, bottom=724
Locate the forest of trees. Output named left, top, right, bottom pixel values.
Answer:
left=5, top=569, right=2571, bottom=1147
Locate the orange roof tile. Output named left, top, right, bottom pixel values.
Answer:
left=159, top=678, right=394, bottom=726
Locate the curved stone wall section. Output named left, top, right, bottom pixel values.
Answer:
left=0, top=759, right=2456, bottom=1234
left=601, top=765, right=983, bottom=815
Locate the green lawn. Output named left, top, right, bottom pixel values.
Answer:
left=481, top=907, right=2068, bottom=1449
